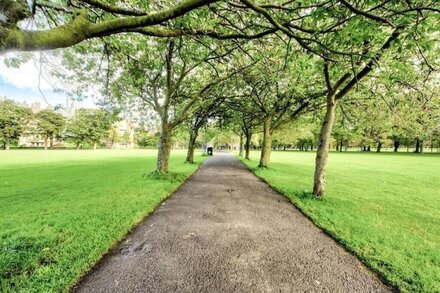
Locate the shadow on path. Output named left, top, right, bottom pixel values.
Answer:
left=75, top=153, right=390, bottom=293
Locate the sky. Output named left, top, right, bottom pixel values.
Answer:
left=0, top=53, right=96, bottom=109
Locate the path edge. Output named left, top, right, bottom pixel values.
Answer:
left=237, top=156, right=397, bottom=293
left=69, top=156, right=209, bottom=292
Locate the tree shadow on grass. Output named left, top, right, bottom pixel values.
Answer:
left=294, top=190, right=321, bottom=201
left=143, top=171, right=187, bottom=183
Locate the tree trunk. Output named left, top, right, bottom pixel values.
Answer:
left=415, top=139, right=420, bottom=153
left=393, top=140, right=399, bottom=152
left=185, top=129, right=198, bottom=164
left=259, top=117, right=272, bottom=168
left=44, top=137, right=48, bottom=150
left=339, top=140, right=343, bottom=152
left=336, top=139, right=339, bottom=151
left=420, top=141, right=424, bottom=154
left=4, top=139, right=9, bottom=150
left=245, top=132, right=252, bottom=160
left=156, top=122, right=172, bottom=173
left=238, top=133, right=244, bottom=157
left=76, top=142, right=80, bottom=150
left=313, top=95, right=337, bottom=197
left=376, top=141, right=382, bottom=153
left=50, top=135, right=54, bottom=148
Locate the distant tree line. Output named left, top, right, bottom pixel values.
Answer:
left=0, top=100, right=137, bottom=150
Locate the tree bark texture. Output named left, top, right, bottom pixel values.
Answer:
left=0, top=0, right=218, bottom=53
left=157, top=123, right=172, bottom=173
left=259, top=117, right=272, bottom=168
left=415, top=139, right=421, bottom=153
left=313, top=95, right=337, bottom=197
left=238, top=133, right=244, bottom=157
left=245, top=132, right=252, bottom=160
left=394, top=140, right=399, bottom=152
left=185, top=130, right=198, bottom=164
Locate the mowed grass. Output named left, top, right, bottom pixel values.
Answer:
left=242, top=151, right=440, bottom=293
left=0, top=149, right=206, bottom=292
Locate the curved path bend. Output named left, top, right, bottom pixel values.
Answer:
left=75, top=153, right=390, bottom=293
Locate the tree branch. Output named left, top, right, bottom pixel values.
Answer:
left=1, top=0, right=218, bottom=53
left=79, top=0, right=147, bottom=16
left=335, top=27, right=402, bottom=100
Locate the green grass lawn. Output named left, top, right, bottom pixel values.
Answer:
left=241, top=151, right=440, bottom=293
left=0, top=149, right=205, bottom=292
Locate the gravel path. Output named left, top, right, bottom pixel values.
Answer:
left=74, top=153, right=391, bottom=292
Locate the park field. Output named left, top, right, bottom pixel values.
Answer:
left=242, top=151, right=440, bottom=292
left=0, top=149, right=205, bottom=292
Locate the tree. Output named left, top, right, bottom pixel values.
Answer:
left=135, top=128, right=159, bottom=148
left=86, top=109, right=116, bottom=150
left=66, top=108, right=116, bottom=149
left=108, top=125, right=121, bottom=149
left=240, top=108, right=259, bottom=160
left=66, top=109, right=90, bottom=149
left=312, top=23, right=420, bottom=195
left=0, top=0, right=219, bottom=53
left=121, top=131, right=131, bottom=147
left=53, top=33, right=243, bottom=172
left=3, top=0, right=440, bottom=196
left=185, top=99, right=223, bottom=164
left=3, top=0, right=438, bottom=57
left=103, top=36, right=246, bottom=173
left=231, top=0, right=439, bottom=195
left=236, top=47, right=323, bottom=167
left=36, top=109, right=66, bottom=149
left=0, top=100, right=32, bottom=150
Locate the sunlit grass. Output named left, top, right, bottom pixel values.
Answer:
left=0, top=149, right=206, bottom=292
left=241, top=151, right=440, bottom=293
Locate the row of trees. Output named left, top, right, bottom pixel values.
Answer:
left=1, top=0, right=439, bottom=196
left=67, top=108, right=118, bottom=149
left=0, top=101, right=65, bottom=150
left=0, top=100, right=127, bottom=150
left=265, top=91, right=440, bottom=154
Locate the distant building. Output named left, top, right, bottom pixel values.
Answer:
left=18, top=120, right=45, bottom=147
left=16, top=100, right=42, bottom=113
left=53, top=99, right=77, bottom=118
left=107, top=118, right=136, bottom=149
left=31, top=102, right=41, bottom=113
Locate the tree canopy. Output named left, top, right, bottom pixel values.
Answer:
left=1, top=0, right=439, bottom=194
left=0, top=100, right=32, bottom=150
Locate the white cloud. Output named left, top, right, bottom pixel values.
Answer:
left=0, top=53, right=60, bottom=90
left=0, top=53, right=104, bottom=109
